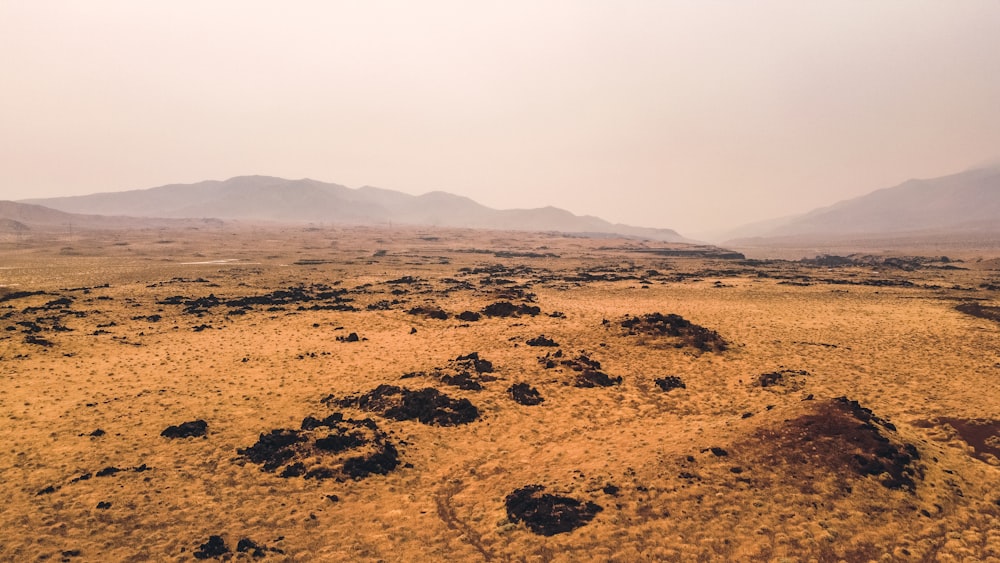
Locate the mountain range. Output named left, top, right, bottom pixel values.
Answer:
left=17, top=176, right=690, bottom=242
left=721, top=165, right=1000, bottom=244
left=8, top=165, right=1000, bottom=248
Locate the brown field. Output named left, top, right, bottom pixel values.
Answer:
left=2, top=225, right=1000, bottom=562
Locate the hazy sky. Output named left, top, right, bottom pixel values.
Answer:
left=2, top=1, right=999, bottom=236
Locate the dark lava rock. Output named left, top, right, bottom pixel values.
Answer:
left=95, top=466, right=122, bottom=477
left=556, top=354, right=621, bottom=388
left=758, top=369, right=810, bottom=388
left=25, top=334, right=54, bottom=347
left=235, top=538, right=283, bottom=557
left=526, top=335, right=559, bottom=347
left=655, top=376, right=686, bottom=392
left=334, top=385, right=479, bottom=426
left=160, top=420, right=208, bottom=439
left=956, top=302, right=1000, bottom=324
left=575, top=370, right=622, bottom=388
left=752, top=397, right=922, bottom=492
left=619, top=312, right=728, bottom=352
left=505, top=485, right=602, bottom=536
left=337, top=332, right=361, bottom=342
left=457, top=311, right=482, bottom=322
left=602, top=484, right=620, bottom=496
left=710, top=447, right=729, bottom=457
left=405, top=353, right=497, bottom=391
left=238, top=413, right=399, bottom=480
left=482, top=301, right=540, bottom=318
left=508, top=383, right=544, bottom=406
left=194, top=535, right=229, bottom=559
left=407, top=306, right=449, bottom=320
left=455, top=352, right=493, bottom=374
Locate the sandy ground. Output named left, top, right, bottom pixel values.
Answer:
left=1, top=225, right=999, bottom=562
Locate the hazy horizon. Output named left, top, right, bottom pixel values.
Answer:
left=2, top=1, right=999, bottom=235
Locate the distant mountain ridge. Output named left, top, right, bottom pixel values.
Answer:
left=21, top=176, right=690, bottom=242
left=723, top=165, right=1000, bottom=243
left=0, top=200, right=222, bottom=233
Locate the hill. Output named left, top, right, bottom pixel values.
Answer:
left=0, top=200, right=222, bottom=233
left=722, top=165, right=1000, bottom=256
left=727, top=165, right=1000, bottom=240
left=22, top=176, right=690, bottom=242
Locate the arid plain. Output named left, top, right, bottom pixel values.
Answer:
left=2, top=225, right=999, bottom=562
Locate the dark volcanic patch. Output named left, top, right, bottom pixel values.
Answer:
left=193, top=535, right=229, bottom=559
left=160, top=420, right=208, bottom=439
left=540, top=352, right=621, bottom=388
left=955, top=302, right=1000, bottom=324
left=237, top=413, right=399, bottom=480
left=158, top=284, right=356, bottom=316
left=654, top=376, right=686, bottom=392
left=330, top=385, right=480, bottom=426
left=505, top=485, right=602, bottom=536
left=407, top=306, right=449, bottom=320
left=482, top=301, right=540, bottom=318
left=618, top=313, right=728, bottom=352
left=401, top=352, right=497, bottom=391
left=526, top=335, right=559, bottom=347
left=937, top=418, right=1000, bottom=463
left=748, top=397, right=922, bottom=492
left=508, top=383, right=544, bottom=406
left=756, top=369, right=810, bottom=391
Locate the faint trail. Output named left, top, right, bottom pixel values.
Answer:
left=434, top=471, right=495, bottom=562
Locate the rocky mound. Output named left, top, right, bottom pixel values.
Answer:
left=508, top=383, right=544, bottom=406
left=748, top=397, right=922, bottom=492
left=617, top=313, right=728, bottom=352
left=237, top=413, right=399, bottom=480
left=654, top=376, right=686, bottom=392
left=401, top=352, right=498, bottom=391
left=538, top=351, right=621, bottom=387
left=505, top=485, right=602, bottom=536
left=160, top=420, right=207, bottom=438
left=331, top=385, right=480, bottom=426
left=482, top=301, right=540, bottom=318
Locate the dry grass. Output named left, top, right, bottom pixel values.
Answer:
left=1, top=225, right=999, bottom=561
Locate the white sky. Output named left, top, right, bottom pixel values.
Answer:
left=2, top=1, right=999, bottom=235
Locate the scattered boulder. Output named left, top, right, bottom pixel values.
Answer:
left=505, top=485, right=602, bottom=536
left=482, top=301, right=540, bottom=318
left=619, top=313, right=728, bottom=352
left=407, top=306, right=449, bottom=320
left=564, top=354, right=619, bottom=388
left=508, top=383, right=544, bottom=406
left=237, top=413, right=400, bottom=480
left=160, top=420, right=208, bottom=439
left=401, top=353, right=497, bottom=391
left=193, top=535, right=229, bottom=559
left=337, top=332, right=361, bottom=342
left=526, top=335, right=559, bottom=347
left=457, top=311, right=482, bottom=322
left=236, top=537, right=284, bottom=557
left=655, top=376, right=686, bottom=392
left=332, top=385, right=480, bottom=426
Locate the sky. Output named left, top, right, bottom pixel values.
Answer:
left=2, top=1, right=999, bottom=237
